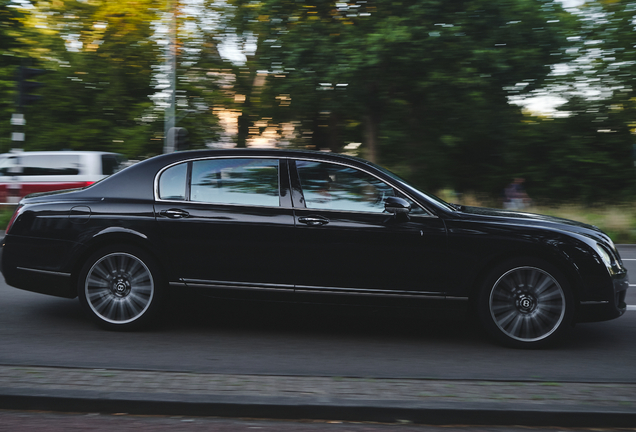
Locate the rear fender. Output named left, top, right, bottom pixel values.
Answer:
left=69, top=228, right=170, bottom=295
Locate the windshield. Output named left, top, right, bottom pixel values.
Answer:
left=373, top=164, right=457, bottom=212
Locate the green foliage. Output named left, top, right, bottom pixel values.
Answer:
left=0, top=0, right=231, bottom=158
left=0, top=0, right=28, bottom=149
left=507, top=0, right=636, bottom=203
left=29, top=0, right=166, bottom=157
left=0, top=0, right=633, bottom=206
left=0, top=205, right=15, bottom=230
left=227, top=0, right=576, bottom=195
left=512, top=99, right=635, bottom=204
left=0, top=1, right=166, bottom=156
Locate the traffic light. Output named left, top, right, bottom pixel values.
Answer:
left=17, top=66, right=46, bottom=108
left=167, top=127, right=189, bottom=151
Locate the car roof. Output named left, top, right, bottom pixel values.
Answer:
left=65, top=149, right=378, bottom=200
left=21, top=149, right=397, bottom=205
left=0, top=151, right=121, bottom=157
left=146, top=148, right=376, bottom=168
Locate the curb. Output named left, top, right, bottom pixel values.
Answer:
left=1, top=387, right=635, bottom=428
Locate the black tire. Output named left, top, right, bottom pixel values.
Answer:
left=78, top=244, right=164, bottom=330
left=477, top=257, right=574, bottom=348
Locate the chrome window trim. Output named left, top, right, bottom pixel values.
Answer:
left=183, top=278, right=295, bottom=292
left=292, top=156, right=436, bottom=217
left=153, top=155, right=437, bottom=217
left=154, top=197, right=284, bottom=211
left=446, top=296, right=469, bottom=301
left=155, top=156, right=282, bottom=208
left=295, top=284, right=444, bottom=297
left=180, top=278, right=446, bottom=298
left=295, top=290, right=445, bottom=299
left=17, top=267, right=71, bottom=277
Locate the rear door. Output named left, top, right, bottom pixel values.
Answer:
left=154, top=157, right=296, bottom=292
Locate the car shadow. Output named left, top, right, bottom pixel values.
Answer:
left=20, top=289, right=631, bottom=352
left=158, top=291, right=486, bottom=345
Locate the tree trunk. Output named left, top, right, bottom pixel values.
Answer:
left=363, top=114, right=378, bottom=164
left=328, top=113, right=340, bottom=153
left=236, top=110, right=249, bottom=148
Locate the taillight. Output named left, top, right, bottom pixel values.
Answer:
left=5, top=204, right=23, bottom=234
left=81, top=181, right=95, bottom=188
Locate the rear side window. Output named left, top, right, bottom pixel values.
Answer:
left=191, top=158, right=279, bottom=206
left=158, top=162, right=188, bottom=201
left=158, top=158, right=280, bottom=207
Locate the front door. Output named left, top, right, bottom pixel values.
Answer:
left=291, top=159, right=447, bottom=296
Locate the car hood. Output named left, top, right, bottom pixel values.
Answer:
left=456, top=205, right=609, bottom=241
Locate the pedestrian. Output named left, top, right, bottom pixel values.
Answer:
left=503, top=178, right=531, bottom=210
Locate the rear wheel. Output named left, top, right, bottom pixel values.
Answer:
left=478, top=258, right=574, bottom=348
left=78, top=245, right=164, bottom=330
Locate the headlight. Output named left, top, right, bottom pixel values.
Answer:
left=594, top=243, right=614, bottom=269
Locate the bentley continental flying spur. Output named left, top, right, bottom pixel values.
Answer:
left=1, top=149, right=628, bottom=348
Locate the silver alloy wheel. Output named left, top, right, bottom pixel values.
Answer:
left=84, top=252, right=155, bottom=324
left=489, top=266, right=566, bottom=343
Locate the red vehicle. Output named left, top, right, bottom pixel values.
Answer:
left=0, top=151, right=126, bottom=203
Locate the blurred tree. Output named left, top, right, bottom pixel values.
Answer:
left=0, top=0, right=39, bottom=150
left=226, top=0, right=576, bottom=194
left=510, top=102, right=633, bottom=204
left=158, top=0, right=230, bottom=151
left=0, top=0, right=23, bottom=105
left=5, top=0, right=630, bottom=203
left=0, top=0, right=167, bottom=156
left=1, top=0, right=231, bottom=158
left=571, top=0, right=636, bottom=126
left=26, top=0, right=167, bottom=157
left=509, top=0, right=636, bottom=203
left=571, top=0, right=636, bottom=201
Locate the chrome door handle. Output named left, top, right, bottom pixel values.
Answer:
left=160, top=209, right=190, bottom=219
left=298, top=216, right=329, bottom=226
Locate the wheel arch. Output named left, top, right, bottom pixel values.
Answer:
left=467, top=244, right=584, bottom=313
left=70, top=229, right=168, bottom=295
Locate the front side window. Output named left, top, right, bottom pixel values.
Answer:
left=296, top=160, right=429, bottom=215
left=191, top=158, right=279, bottom=206
left=296, top=161, right=396, bottom=213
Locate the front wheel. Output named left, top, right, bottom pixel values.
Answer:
left=78, top=245, right=164, bottom=330
left=478, top=258, right=574, bottom=348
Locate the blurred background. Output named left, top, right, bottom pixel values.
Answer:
left=1, top=0, right=635, bottom=239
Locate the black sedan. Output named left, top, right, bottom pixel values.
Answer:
left=1, top=149, right=629, bottom=348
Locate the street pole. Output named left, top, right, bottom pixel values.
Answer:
left=12, top=62, right=46, bottom=150
left=10, top=113, right=25, bottom=149
left=163, top=0, right=177, bottom=154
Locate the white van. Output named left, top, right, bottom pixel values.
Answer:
left=0, top=151, right=126, bottom=203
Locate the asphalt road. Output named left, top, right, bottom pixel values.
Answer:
left=0, top=411, right=627, bottom=432
left=0, top=246, right=634, bottom=383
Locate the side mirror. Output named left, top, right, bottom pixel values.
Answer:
left=384, top=196, right=411, bottom=215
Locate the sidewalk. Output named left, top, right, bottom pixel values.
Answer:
left=0, top=365, right=634, bottom=427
